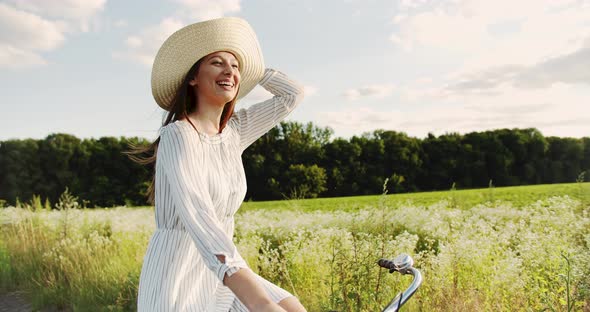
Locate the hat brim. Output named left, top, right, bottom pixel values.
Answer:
left=151, top=17, right=264, bottom=111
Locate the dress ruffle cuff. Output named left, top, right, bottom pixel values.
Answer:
left=216, top=257, right=249, bottom=283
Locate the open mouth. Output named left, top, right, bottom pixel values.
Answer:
left=216, top=81, right=235, bottom=89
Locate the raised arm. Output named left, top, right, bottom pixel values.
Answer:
left=231, top=68, right=305, bottom=152
left=158, top=125, right=247, bottom=282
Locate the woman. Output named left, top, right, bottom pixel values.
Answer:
left=131, top=17, right=306, bottom=311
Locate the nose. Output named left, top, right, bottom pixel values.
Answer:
left=223, top=63, right=233, bottom=75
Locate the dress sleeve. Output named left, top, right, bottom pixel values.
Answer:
left=231, top=68, right=305, bottom=152
left=157, top=125, right=248, bottom=283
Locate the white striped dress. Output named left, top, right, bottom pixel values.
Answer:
left=137, top=69, right=304, bottom=311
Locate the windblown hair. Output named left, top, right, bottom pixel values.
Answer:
left=124, top=57, right=239, bottom=205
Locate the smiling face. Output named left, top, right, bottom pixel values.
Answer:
left=189, top=51, right=241, bottom=107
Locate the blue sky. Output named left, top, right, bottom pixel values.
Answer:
left=1, top=0, right=589, bottom=141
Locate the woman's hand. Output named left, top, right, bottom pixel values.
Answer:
left=223, top=268, right=287, bottom=312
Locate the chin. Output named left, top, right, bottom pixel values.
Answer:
left=220, top=97, right=234, bottom=104
left=220, top=94, right=237, bottom=103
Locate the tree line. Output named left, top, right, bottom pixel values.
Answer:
left=1, top=123, right=588, bottom=207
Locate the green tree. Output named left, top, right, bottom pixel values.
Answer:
left=322, top=138, right=363, bottom=196
left=374, top=130, right=422, bottom=193
left=582, top=137, right=590, bottom=181
left=284, top=164, right=327, bottom=199
left=243, top=121, right=332, bottom=200
left=545, top=137, right=583, bottom=183
left=351, top=133, right=385, bottom=195
left=0, top=139, right=42, bottom=205
left=37, top=134, right=81, bottom=204
left=419, top=133, right=465, bottom=190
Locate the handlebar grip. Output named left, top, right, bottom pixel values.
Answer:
left=378, top=254, right=415, bottom=274
left=377, top=258, right=397, bottom=272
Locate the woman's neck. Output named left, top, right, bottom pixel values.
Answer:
left=185, top=104, right=224, bottom=135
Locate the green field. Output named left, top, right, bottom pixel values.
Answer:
left=240, top=182, right=590, bottom=212
left=1, top=183, right=589, bottom=311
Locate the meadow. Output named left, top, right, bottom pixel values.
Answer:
left=1, top=182, right=589, bottom=311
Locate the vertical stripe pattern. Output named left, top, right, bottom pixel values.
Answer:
left=137, top=68, right=304, bottom=311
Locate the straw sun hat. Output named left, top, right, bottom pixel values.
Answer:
left=151, top=17, right=265, bottom=111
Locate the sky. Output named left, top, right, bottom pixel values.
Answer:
left=1, top=0, right=589, bottom=142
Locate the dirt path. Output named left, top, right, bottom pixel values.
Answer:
left=0, top=291, right=32, bottom=312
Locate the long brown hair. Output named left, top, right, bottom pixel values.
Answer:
left=125, top=57, right=239, bottom=205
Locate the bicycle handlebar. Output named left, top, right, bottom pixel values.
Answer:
left=378, top=254, right=423, bottom=312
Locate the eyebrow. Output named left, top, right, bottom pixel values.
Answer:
left=207, top=55, right=238, bottom=64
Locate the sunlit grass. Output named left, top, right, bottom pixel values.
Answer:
left=240, top=182, right=590, bottom=212
left=1, top=183, right=589, bottom=311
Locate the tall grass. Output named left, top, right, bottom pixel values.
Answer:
left=1, top=185, right=589, bottom=311
left=0, top=207, right=151, bottom=311
left=235, top=196, right=590, bottom=311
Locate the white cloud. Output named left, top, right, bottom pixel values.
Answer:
left=392, top=9, right=489, bottom=53
left=514, top=46, right=590, bottom=88
left=304, top=85, right=318, bottom=97
left=7, top=0, right=106, bottom=32
left=8, top=0, right=106, bottom=19
left=114, top=18, right=185, bottom=66
left=440, top=43, right=590, bottom=97
left=240, top=85, right=273, bottom=103
left=173, top=0, right=240, bottom=21
left=0, top=1, right=106, bottom=69
left=0, top=3, right=65, bottom=51
left=0, top=43, right=47, bottom=68
left=118, top=0, right=242, bottom=66
left=125, top=36, right=142, bottom=49
left=113, top=19, right=128, bottom=28
left=383, top=0, right=590, bottom=139
left=0, top=3, right=65, bottom=68
left=317, top=106, right=404, bottom=135
left=239, top=84, right=318, bottom=108
left=391, top=0, right=590, bottom=71
left=398, top=0, right=430, bottom=10
left=343, top=84, right=395, bottom=100
left=318, top=74, right=590, bottom=138
left=391, top=80, right=590, bottom=138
